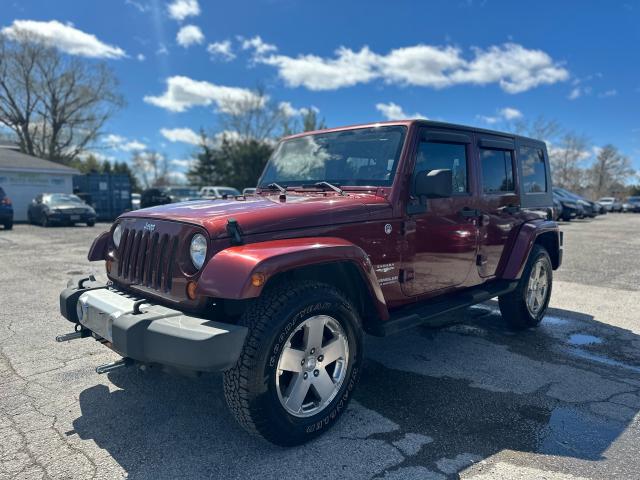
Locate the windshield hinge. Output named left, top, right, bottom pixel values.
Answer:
left=226, top=218, right=244, bottom=245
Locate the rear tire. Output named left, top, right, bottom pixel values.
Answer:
left=4, top=221, right=12, bottom=230
left=87, top=220, right=95, bottom=227
left=223, top=281, right=363, bottom=446
left=499, top=245, right=552, bottom=330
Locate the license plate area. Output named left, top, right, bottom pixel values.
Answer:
left=78, top=289, right=142, bottom=342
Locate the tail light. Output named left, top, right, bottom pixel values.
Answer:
left=1, top=197, right=11, bottom=206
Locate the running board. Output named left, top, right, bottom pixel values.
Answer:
left=371, top=280, right=518, bottom=337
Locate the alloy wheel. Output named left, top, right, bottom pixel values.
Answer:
left=275, top=315, right=349, bottom=418
left=526, top=259, right=549, bottom=316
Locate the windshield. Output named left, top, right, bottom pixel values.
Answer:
left=46, top=194, right=85, bottom=206
left=259, top=126, right=407, bottom=188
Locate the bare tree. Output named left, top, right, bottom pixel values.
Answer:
left=0, top=33, right=123, bottom=163
left=589, top=144, right=634, bottom=199
left=513, top=116, right=562, bottom=142
left=550, top=133, right=590, bottom=191
left=217, top=85, right=286, bottom=141
left=132, top=151, right=170, bottom=188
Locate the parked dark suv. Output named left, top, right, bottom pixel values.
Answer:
left=0, top=187, right=13, bottom=230
left=58, top=120, right=562, bottom=446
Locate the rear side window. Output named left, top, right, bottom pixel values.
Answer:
left=415, top=142, right=468, bottom=193
left=480, top=149, right=514, bottom=193
left=0, top=187, right=5, bottom=197
left=519, top=146, right=547, bottom=193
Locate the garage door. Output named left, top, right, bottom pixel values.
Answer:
left=0, top=170, right=74, bottom=221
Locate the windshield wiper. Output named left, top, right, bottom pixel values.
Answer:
left=314, top=181, right=346, bottom=196
left=266, top=182, right=287, bottom=194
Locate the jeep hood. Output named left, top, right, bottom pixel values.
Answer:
left=119, top=193, right=390, bottom=238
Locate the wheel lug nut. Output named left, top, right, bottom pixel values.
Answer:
left=303, top=372, right=308, bottom=379
left=317, top=355, right=324, bottom=362
left=313, top=369, right=319, bottom=377
left=310, top=348, right=315, bottom=354
left=301, top=359, right=305, bottom=366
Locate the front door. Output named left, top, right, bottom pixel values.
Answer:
left=475, top=135, right=522, bottom=277
left=401, top=128, right=479, bottom=297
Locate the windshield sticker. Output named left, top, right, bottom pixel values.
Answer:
left=375, top=263, right=395, bottom=274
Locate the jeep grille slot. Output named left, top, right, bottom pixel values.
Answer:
left=114, top=226, right=180, bottom=293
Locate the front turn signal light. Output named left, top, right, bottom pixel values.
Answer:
left=186, top=281, right=198, bottom=300
left=251, top=273, right=266, bottom=287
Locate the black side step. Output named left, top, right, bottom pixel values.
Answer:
left=370, top=280, right=518, bottom=337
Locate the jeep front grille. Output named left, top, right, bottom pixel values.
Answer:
left=116, top=227, right=179, bottom=292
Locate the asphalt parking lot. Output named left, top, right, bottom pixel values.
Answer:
left=2, top=214, right=640, bottom=480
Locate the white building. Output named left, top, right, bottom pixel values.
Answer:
left=0, top=142, right=79, bottom=222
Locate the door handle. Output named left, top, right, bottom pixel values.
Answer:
left=504, top=204, right=521, bottom=214
left=459, top=207, right=481, bottom=218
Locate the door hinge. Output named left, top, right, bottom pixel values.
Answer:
left=476, top=254, right=487, bottom=266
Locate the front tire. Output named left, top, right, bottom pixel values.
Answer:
left=223, top=281, right=363, bottom=446
left=4, top=221, right=12, bottom=230
left=499, top=245, right=552, bottom=330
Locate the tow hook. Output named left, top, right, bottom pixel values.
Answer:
left=55, top=329, right=91, bottom=342
left=95, top=358, right=133, bottom=374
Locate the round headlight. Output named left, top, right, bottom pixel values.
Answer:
left=113, top=224, right=123, bottom=248
left=190, top=234, right=208, bottom=270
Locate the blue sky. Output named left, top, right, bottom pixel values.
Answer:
left=2, top=0, right=639, bottom=180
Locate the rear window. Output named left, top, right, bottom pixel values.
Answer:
left=0, top=187, right=5, bottom=197
left=480, top=149, right=515, bottom=193
left=519, top=146, right=547, bottom=193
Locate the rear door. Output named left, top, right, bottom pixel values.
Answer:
left=475, top=135, right=522, bottom=278
left=400, top=127, right=480, bottom=297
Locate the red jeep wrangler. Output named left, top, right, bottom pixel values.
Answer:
left=58, top=120, right=562, bottom=445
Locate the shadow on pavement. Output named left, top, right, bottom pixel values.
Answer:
left=72, top=304, right=640, bottom=479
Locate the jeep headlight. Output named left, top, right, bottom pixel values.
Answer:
left=190, top=234, right=207, bottom=270
left=113, top=224, right=123, bottom=248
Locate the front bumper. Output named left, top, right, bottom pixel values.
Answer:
left=59, top=277, right=247, bottom=372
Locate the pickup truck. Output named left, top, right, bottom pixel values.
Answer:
left=58, top=120, right=562, bottom=446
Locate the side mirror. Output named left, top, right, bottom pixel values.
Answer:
left=414, top=169, right=453, bottom=198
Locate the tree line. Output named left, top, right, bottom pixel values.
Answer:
left=0, top=33, right=637, bottom=198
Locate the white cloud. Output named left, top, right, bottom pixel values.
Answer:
left=125, top=0, right=150, bottom=12
left=375, top=102, right=426, bottom=120
left=1, top=20, right=126, bottom=59
left=240, top=35, right=277, bottom=55
left=278, top=102, right=317, bottom=118
left=176, top=25, right=204, bottom=48
left=207, top=40, right=235, bottom=61
left=103, top=134, right=147, bottom=151
left=599, top=89, right=617, bottom=98
left=160, top=127, right=201, bottom=145
left=253, top=41, right=568, bottom=93
left=137, top=53, right=146, bottom=61
left=168, top=0, right=200, bottom=21
left=144, top=75, right=263, bottom=113
left=477, top=106, right=522, bottom=125
left=499, top=107, right=522, bottom=120
left=568, top=87, right=582, bottom=100
left=156, top=43, right=169, bottom=55
left=568, top=85, right=592, bottom=100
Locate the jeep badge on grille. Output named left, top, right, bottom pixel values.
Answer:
left=143, top=222, right=156, bottom=232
